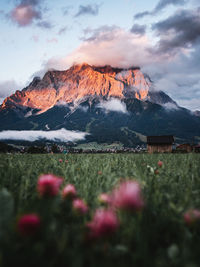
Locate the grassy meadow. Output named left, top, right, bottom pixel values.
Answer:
left=0, top=153, right=200, bottom=267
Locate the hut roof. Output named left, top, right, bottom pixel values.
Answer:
left=147, top=136, right=174, bottom=145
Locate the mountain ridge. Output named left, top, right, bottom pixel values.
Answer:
left=0, top=63, right=175, bottom=113
left=0, top=63, right=199, bottom=145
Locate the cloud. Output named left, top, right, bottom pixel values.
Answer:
left=134, top=11, right=151, bottom=20
left=81, top=25, right=117, bottom=41
left=143, top=42, right=200, bottom=110
left=130, top=24, right=146, bottom=35
left=154, top=0, right=187, bottom=13
left=55, top=100, right=68, bottom=107
left=152, top=8, right=200, bottom=55
left=178, top=98, right=200, bottom=111
left=44, top=26, right=154, bottom=70
left=0, top=128, right=88, bottom=142
left=58, top=26, right=68, bottom=35
left=42, top=21, right=200, bottom=111
left=8, top=0, right=52, bottom=28
left=62, top=5, right=73, bottom=16
left=74, top=4, right=100, bottom=17
left=0, top=80, right=22, bottom=104
left=97, top=98, right=128, bottom=114
left=37, top=20, right=53, bottom=29
left=78, top=105, right=89, bottom=112
left=9, top=0, right=42, bottom=26
left=163, top=102, right=179, bottom=110
left=134, top=0, right=187, bottom=19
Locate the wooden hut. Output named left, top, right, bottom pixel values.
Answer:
left=147, top=136, right=174, bottom=153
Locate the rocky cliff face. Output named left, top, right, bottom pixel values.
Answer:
left=0, top=63, right=200, bottom=145
left=1, top=63, right=174, bottom=113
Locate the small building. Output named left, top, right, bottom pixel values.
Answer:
left=176, top=144, right=193, bottom=153
left=194, top=145, right=200, bottom=153
left=147, top=135, right=174, bottom=153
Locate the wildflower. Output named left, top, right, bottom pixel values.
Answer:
left=111, top=180, right=144, bottom=211
left=65, top=160, right=69, bottom=163
left=18, top=214, right=40, bottom=236
left=154, top=169, right=159, bottom=175
left=73, top=198, right=88, bottom=214
left=62, top=184, right=77, bottom=199
left=98, top=171, right=102, bottom=175
left=87, top=209, right=119, bottom=238
left=37, top=174, right=63, bottom=197
left=98, top=193, right=111, bottom=205
left=59, top=159, right=63, bottom=163
left=184, top=209, right=200, bottom=225
left=158, top=161, right=163, bottom=167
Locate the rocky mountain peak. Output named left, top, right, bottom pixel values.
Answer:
left=0, top=63, right=175, bottom=113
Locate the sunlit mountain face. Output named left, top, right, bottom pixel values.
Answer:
left=0, top=63, right=200, bottom=146
left=1, top=63, right=154, bottom=113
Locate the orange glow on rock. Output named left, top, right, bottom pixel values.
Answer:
left=1, top=64, right=152, bottom=112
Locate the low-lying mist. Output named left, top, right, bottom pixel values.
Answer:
left=0, top=128, right=89, bottom=142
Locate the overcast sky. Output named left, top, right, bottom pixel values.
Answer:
left=0, top=0, right=200, bottom=110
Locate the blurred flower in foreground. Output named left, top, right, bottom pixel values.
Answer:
left=184, top=209, right=200, bottom=225
left=37, top=174, right=63, bottom=197
left=98, top=193, right=111, bottom=205
left=59, top=159, right=63, bottom=163
left=73, top=198, right=88, bottom=214
left=111, top=181, right=144, bottom=211
left=87, top=209, right=119, bottom=238
left=158, top=161, right=163, bottom=168
left=62, top=184, right=77, bottom=199
left=18, top=214, right=41, bottom=236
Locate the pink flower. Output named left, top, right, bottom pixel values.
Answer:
left=87, top=209, right=119, bottom=238
left=62, top=184, right=77, bottom=199
left=65, top=160, right=69, bottom=164
left=111, top=181, right=144, bottom=211
left=59, top=159, right=63, bottom=163
left=73, top=198, right=88, bottom=214
left=184, top=209, right=200, bottom=225
left=98, top=193, right=111, bottom=205
left=158, top=161, right=163, bottom=167
left=18, top=214, right=41, bottom=236
left=37, top=174, right=63, bottom=197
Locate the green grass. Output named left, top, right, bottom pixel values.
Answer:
left=0, top=153, right=200, bottom=267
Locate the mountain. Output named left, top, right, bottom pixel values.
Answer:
left=1, top=63, right=176, bottom=112
left=0, top=63, right=200, bottom=146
